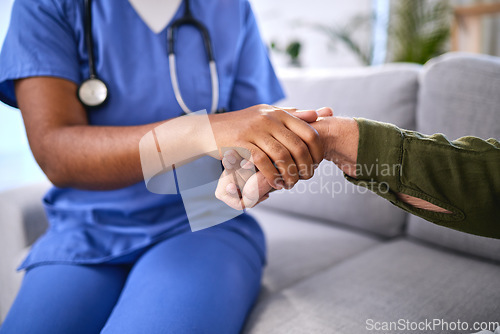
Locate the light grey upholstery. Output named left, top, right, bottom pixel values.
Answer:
left=407, top=52, right=500, bottom=262
left=415, top=53, right=500, bottom=139
left=248, top=208, right=381, bottom=296
left=407, top=220, right=500, bottom=264
left=261, top=64, right=422, bottom=237
left=244, top=240, right=500, bottom=334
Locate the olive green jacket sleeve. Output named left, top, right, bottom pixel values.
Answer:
left=346, top=118, right=500, bottom=239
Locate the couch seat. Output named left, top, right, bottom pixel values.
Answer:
left=245, top=239, right=500, bottom=334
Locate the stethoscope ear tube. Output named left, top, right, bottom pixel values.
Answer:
left=79, top=0, right=108, bottom=108
left=84, top=0, right=96, bottom=79
left=167, top=7, right=220, bottom=115
left=168, top=53, right=219, bottom=115
left=168, top=53, right=191, bottom=114
left=209, top=60, right=219, bottom=114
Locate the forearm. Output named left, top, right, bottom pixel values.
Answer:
left=39, top=124, right=154, bottom=190
left=320, top=117, right=500, bottom=238
left=36, top=116, right=215, bottom=190
left=313, top=117, right=457, bottom=213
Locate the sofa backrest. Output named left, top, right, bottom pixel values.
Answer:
left=407, top=52, right=500, bottom=262
left=261, top=64, right=421, bottom=238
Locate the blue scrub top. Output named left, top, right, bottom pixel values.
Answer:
left=0, top=0, right=285, bottom=270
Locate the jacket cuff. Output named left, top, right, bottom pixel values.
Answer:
left=350, top=118, right=405, bottom=190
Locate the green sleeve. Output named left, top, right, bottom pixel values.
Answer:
left=346, top=118, right=500, bottom=239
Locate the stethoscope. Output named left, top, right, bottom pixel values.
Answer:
left=77, top=0, right=222, bottom=114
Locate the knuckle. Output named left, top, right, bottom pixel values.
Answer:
left=303, top=127, right=319, bottom=143
left=256, top=113, right=271, bottom=124
left=295, top=144, right=309, bottom=159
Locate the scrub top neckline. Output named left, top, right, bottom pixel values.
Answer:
left=125, top=0, right=185, bottom=35
left=127, top=0, right=183, bottom=34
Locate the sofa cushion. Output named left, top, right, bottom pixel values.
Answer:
left=416, top=52, right=500, bottom=140
left=408, top=52, right=500, bottom=260
left=244, top=239, right=500, bottom=334
left=261, top=64, right=421, bottom=237
left=248, top=207, right=381, bottom=296
left=408, top=220, right=500, bottom=264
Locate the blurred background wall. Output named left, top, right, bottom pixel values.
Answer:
left=252, top=0, right=499, bottom=68
left=451, top=0, right=500, bottom=56
left=0, top=0, right=46, bottom=191
left=250, top=0, right=375, bottom=68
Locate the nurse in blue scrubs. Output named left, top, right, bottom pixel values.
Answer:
left=0, top=0, right=323, bottom=333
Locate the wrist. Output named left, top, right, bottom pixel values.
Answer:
left=313, top=116, right=359, bottom=177
left=199, top=113, right=221, bottom=158
left=156, top=113, right=219, bottom=162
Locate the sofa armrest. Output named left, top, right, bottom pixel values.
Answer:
left=0, top=181, right=50, bottom=249
left=0, top=181, right=50, bottom=322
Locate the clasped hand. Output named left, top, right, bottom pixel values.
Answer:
left=213, top=105, right=333, bottom=210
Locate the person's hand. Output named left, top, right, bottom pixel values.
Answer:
left=215, top=149, right=270, bottom=210
left=209, top=104, right=324, bottom=190
left=215, top=107, right=334, bottom=209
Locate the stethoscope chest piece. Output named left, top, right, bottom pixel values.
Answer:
left=80, top=0, right=221, bottom=113
left=78, top=77, right=108, bottom=108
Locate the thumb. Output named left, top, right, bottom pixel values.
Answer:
left=316, top=107, right=334, bottom=117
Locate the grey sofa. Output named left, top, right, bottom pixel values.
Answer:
left=1, top=52, right=499, bottom=333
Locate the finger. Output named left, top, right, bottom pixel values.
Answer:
left=228, top=159, right=256, bottom=192
left=316, top=107, right=334, bottom=117
left=274, top=106, right=320, bottom=123
left=289, top=109, right=318, bottom=123
left=281, top=115, right=323, bottom=165
left=246, top=144, right=284, bottom=190
left=221, top=149, right=256, bottom=190
left=235, top=161, right=256, bottom=183
left=222, top=149, right=240, bottom=170
left=215, top=170, right=244, bottom=210
left=240, top=159, right=254, bottom=170
left=272, top=127, right=314, bottom=180
left=276, top=107, right=298, bottom=113
left=225, top=182, right=238, bottom=195
left=242, top=172, right=274, bottom=208
left=254, top=135, right=298, bottom=189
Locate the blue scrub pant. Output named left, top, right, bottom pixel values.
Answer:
left=0, top=227, right=263, bottom=334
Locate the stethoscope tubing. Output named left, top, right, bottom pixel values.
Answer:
left=84, top=0, right=97, bottom=79
left=167, top=0, right=219, bottom=114
left=79, top=0, right=220, bottom=114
